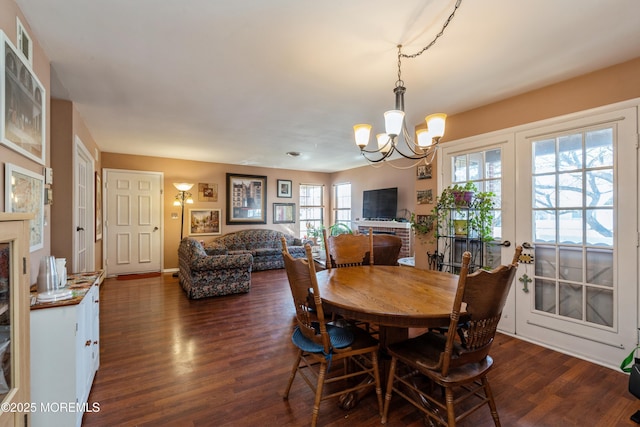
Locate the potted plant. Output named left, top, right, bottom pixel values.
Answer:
left=409, top=212, right=434, bottom=241
left=431, top=183, right=496, bottom=241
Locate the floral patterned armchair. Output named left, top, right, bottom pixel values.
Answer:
left=178, top=237, right=253, bottom=299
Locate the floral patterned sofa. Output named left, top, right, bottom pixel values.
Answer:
left=204, top=229, right=308, bottom=271
left=178, top=237, right=253, bottom=299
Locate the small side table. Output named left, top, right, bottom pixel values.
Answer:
left=397, top=257, right=415, bottom=267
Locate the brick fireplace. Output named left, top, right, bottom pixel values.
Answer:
left=354, top=220, right=412, bottom=258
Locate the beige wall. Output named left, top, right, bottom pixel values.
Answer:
left=443, top=57, right=640, bottom=143
left=0, top=0, right=51, bottom=281
left=101, top=153, right=332, bottom=269
left=50, top=99, right=101, bottom=272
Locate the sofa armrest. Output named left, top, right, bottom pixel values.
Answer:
left=190, top=253, right=253, bottom=272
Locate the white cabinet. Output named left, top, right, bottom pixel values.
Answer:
left=30, top=274, right=101, bottom=427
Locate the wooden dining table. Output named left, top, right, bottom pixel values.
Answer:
left=316, top=264, right=460, bottom=344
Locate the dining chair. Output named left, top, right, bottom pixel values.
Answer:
left=281, top=238, right=383, bottom=427
left=323, top=227, right=374, bottom=269
left=381, top=246, right=522, bottom=426
left=322, top=227, right=376, bottom=332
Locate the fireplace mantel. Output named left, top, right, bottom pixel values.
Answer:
left=354, top=220, right=413, bottom=258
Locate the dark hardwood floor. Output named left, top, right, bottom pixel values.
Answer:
left=82, top=270, right=638, bottom=426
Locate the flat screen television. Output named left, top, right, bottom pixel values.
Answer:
left=362, top=187, right=398, bottom=220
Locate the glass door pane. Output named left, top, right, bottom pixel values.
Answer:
left=531, top=127, right=614, bottom=327
left=0, top=243, right=10, bottom=400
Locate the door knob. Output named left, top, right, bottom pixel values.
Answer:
left=522, top=242, right=534, bottom=249
left=77, top=226, right=84, bottom=232
left=153, top=227, right=159, bottom=232
left=495, top=240, right=511, bottom=247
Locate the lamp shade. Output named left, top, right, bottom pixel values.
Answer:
left=173, top=182, right=194, bottom=192
left=353, top=124, right=372, bottom=148
left=416, top=128, right=434, bottom=148
left=376, top=133, right=392, bottom=153
left=384, top=110, right=405, bottom=136
left=425, top=113, right=447, bottom=139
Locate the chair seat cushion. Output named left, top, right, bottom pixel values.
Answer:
left=291, top=324, right=354, bottom=353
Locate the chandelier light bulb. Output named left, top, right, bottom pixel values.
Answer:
left=416, top=128, right=434, bottom=148
left=376, top=133, right=392, bottom=153
left=353, top=124, right=372, bottom=148
left=425, top=113, right=447, bottom=139
left=384, top=110, right=404, bottom=137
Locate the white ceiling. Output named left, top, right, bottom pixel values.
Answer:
left=14, top=0, right=640, bottom=172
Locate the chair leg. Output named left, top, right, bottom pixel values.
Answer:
left=371, top=350, right=383, bottom=416
left=381, top=356, right=398, bottom=424
left=482, top=376, right=501, bottom=427
left=445, top=386, right=456, bottom=426
left=311, top=361, right=328, bottom=427
left=283, top=350, right=302, bottom=399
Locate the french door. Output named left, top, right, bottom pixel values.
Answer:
left=440, top=103, right=638, bottom=369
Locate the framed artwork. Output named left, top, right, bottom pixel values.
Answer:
left=417, top=164, right=432, bottom=180
left=189, top=209, right=222, bottom=235
left=277, top=179, right=292, bottom=198
left=1, top=32, right=46, bottom=165
left=95, top=172, right=103, bottom=241
left=5, top=163, right=44, bottom=251
left=417, top=189, right=433, bottom=204
left=273, top=203, right=295, bottom=224
left=226, top=173, right=267, bottom=224
left=198, top=183, right=218, bottom=202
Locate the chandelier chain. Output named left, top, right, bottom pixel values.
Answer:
left=400, top=0, right=462, bottom=60
left=396, top=0, right=462, bottom=86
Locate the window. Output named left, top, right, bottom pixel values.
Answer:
left=333, top=183, right=351, bottom=226
left=299, top=184, right=324, bottom=239
left=452, top=148, right=502, bottom=240
left=16, top=17, right=32, bottom=66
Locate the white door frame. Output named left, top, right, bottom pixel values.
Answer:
left=73, top=136, right=95, bottom=272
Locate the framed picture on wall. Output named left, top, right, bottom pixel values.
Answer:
left=5, top=163, right=44, bottom=251
left=417, top=189, right=433, bottom=204
left=189, top=209, right=222, bottom=235
left=273, top=203, right=295, bottom=224
left=226, top=173, right=267, bottom=224
left=277, top=179, right=292, bottom=198
left=198, top=183, right=218, bottom=202
left=417, top=164, right=432, bottom=179
left=1, top=33, right=46, bottom=165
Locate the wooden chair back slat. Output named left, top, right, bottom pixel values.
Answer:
left=323, top=227, right=374, bottom=269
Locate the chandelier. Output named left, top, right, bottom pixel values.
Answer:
left=353, top=0, right=462, bottom=167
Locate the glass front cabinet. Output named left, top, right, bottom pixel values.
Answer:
left=0, top=214, right=32, bottom=427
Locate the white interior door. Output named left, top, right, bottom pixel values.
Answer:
left=74, top=137, right=94, bottom=273
left=440, top=102, right=638, bottom=369
left=105, top=169, right=163, bottom=276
